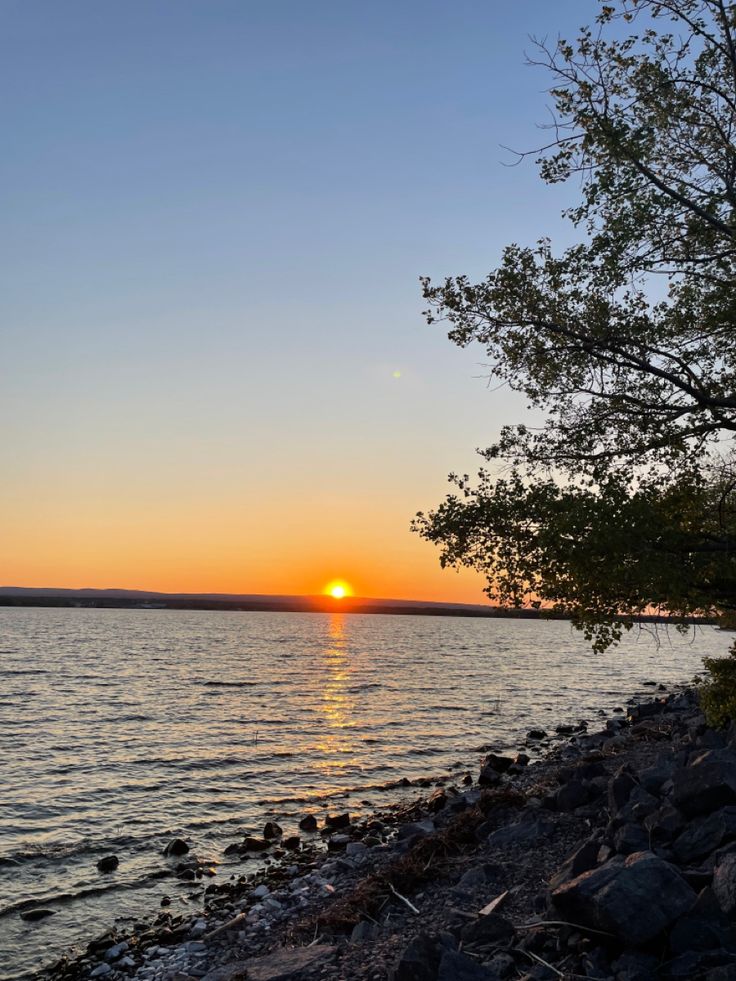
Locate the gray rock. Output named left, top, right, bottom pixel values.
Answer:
left=551, top=851, right=696, bottom=945
left=391, top=933, right=442, bottom=981
left=714, top=853, right=736, bottom=915
left=460, top=912, right=515, bottom=945
left=614, top=822, right=650, bottom=855
left=437, top=950, right=500, bottom=980
left=673, top=806, right=736, bottom=863
left=608, top=765, right=637, bottom=811
left=673, top=751, right=736, bottom=817
left=669, top=886, right=736, bottom=954
left=555, top=780, right=589, bottom=812
left=397, top=820, right=434, bottom=841
left=350, top=920, right=378, bottom=943
left=244, top=945, right=335, bottom=981
left=549, top=838, right=600, bottom=891
left=487, top=819, right=550, bottom=850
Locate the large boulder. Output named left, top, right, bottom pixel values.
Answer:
left=551, top=851, right=696, bottom=945
left=672, top=751, right=736, bottom=817
left=669, top=887, right=736, bottom=955
left=673, top=806, right=736, bottom=864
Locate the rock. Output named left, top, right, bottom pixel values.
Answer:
left=325, top=813, right=350, bottom=830
left=669, top=886, right=736, bottom=954
left=350, top=920, right=379, bottom=943
left=392, top=933, right=443, bottom=981
left=673, top=806, right=736, bottom=863
left=345, top=841, right=366, bottom=856
left=298, top=814, right=318, bottom=832
left=242, top=836, right=269, bottom=851
left=90, top=966, right=112, bottom=978
left=555, top=780, right=589, bottom=812
left=252, top=883, right=270, bottom=899
left=96, top=855, right=119, bottom=873
left=713, top=853, right=736, bottom=914
left=551, top=851, right=696, bottom=945
left=283, top=835, right=300, bottom=850
left=673, top=751, right=736, bottom=817
left=478, top=766, right=502, bottom=788
left=223, top=842, right=242, bottom=855
left=483, top=753, right=514, bottom=773
left=608, top=765, right=637, bottom=811
left=202, top=965, right=249, bottom=981
left=515, top=753, right=530, bottom=766
left=427, top=788, right=449, bottom=813
left=485, top=953, right=516, bottom=978
left=437, top=950, right=499, bottom=980
left=241, top=947, right=336, bottom=981
left=104, top=942, right=129, bottom=961
left=614, top=822, right=650, bottom=855
left=398, top=820, right=435, bottom=841
left=487, top=819, right=550, bottom=850
left=644, top=803, right=685, bottom=844
left=19, top=908, right=56, bottom=921
left=527, top=729, right=547, bottom=741
left=164, top=838, right=190, bottom=857
left=549, top=838, right=600, bottom=891
left=460, top=911, right=515, bottom=945
left=611, top=951, right=660, bottom=980
left=263, top=822, right=282, bottom=839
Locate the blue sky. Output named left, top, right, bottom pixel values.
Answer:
left=1, top=0, right=593, bottom=599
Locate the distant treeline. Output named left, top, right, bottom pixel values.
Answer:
left=0, top=591, right=718, bottom=625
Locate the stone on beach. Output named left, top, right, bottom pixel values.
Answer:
left=164, top=838, right=190, bottom=857
left=551, top=851, right=696, bottom=945
left=243, top=944, right=336, bottom=980
left=298, top=814, right=318, bottom=831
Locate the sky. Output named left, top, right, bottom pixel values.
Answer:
left=1, top=0, right=591, bottom=603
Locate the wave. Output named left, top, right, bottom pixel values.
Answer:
left=201, top=681, right=259, bottom=688
left=0, top=869, right=170, bottom=919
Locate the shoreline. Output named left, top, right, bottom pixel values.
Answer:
left=38, top=680, right=708, bottom=981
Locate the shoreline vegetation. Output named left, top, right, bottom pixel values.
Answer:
left=41, top=679, right=736, bottom=981
left=0, top=588, right=717, bottom=625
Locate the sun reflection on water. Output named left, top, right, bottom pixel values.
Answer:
left=315, top=613, right=358, bottom=773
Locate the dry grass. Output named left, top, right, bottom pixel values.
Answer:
left=296, top=787, right=526, bottom=936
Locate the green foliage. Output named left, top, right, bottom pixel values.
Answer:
left=415, top=0, right=736, bottom=653
left=699, top=642, right=736, bottom=728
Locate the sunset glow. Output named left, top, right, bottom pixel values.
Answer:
left=325, top=581, right=351, bottom=600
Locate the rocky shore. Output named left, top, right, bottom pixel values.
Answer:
left=42, top=684, right=736, bottom=981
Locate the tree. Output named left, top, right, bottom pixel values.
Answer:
left=414, top=0, right=736, bottom=652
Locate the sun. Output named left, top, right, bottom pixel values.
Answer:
left=324, top=580, right=352, bottom=600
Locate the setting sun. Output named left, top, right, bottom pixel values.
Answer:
left=325, top=580, right=352, bottom=600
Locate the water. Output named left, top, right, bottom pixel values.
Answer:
left=0, top=608, right=730, bottom=978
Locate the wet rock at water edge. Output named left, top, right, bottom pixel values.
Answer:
left=242, top=835, right=269, bottom=851
left=263, top=821, right=282, bottom=839
left=96, top=855, right=119, bottom=873
left=325, top=812, right=351, bottom=830
left=298, top=814, right=318, bottom=831
left=20, top=908, right=56, bottom=922
left=164, top=838, right=190, bottom=857
left=283, top=835, right=301, bottom=850
left=527, top=729, right=547, bottom=741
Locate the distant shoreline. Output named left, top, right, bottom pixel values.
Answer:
left=0, top=587, right=717, bottom=624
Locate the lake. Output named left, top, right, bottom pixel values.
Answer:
left=0, top=607, right=730, bottom=978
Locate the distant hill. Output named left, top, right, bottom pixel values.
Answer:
left=0, top=586, right=532, bottom=619
left=0, top=586, right=716, bottom=624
